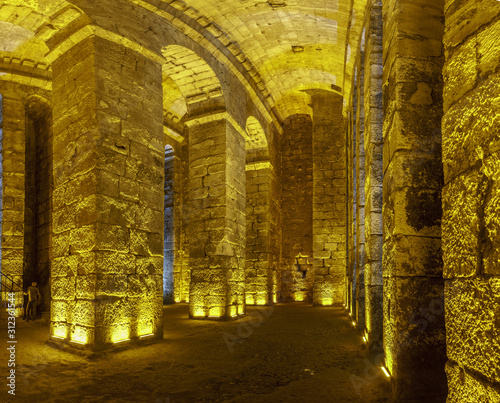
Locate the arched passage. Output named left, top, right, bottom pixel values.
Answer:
left=162, top=44, right=246, bottom=319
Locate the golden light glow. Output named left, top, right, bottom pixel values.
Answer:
left=295, top=292, right=306, bottom=302
left=70, top=339, right=86, bottom=345
left=139, top=333, right=154, bottom=339
left=71, top=326, right=89, bottom=345
left=113, top=339, right=129, bottom=344
left=229, top=305, right=238, bottom=317
left=138, top=303, right=154, bottom=336
left=381, top=367, right=391, bottom=378
left=256, top=297, right=267, bottom=306
left=209, top=306, right=223, bottom=318
left=362, top=336, right=367, bottom=343
left=385, top=350, right=394, bottom=376
left=111, top=325, right=131, bottom=344
left=321, top=298, right=333, bottom=306
left=193, top=306, right=206, bottom=318
left=53, top=326, right=68, bottom=340
left=138, top=323, right=154, bottom=336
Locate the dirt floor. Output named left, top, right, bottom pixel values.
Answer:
left=0, top=303, right=393, bottom=402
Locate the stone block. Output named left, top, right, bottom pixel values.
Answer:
left=52, top=277, right=76, bottom=301
left=443, top=36, right=477, bottom=110
left=445, top=278, right=500, bottom=383
left=442, top=74, right=500, bottom=182
left=384, top=234, right=442, bottom=277
left=96, top=274, right=128, bottom=296
left=383, top=276, right=447, bottom=400
left=444, top=0, right=500, bottom=50
left=442, top=171, right=481, bottom=279
left=446, top=361, right=500, bottom=403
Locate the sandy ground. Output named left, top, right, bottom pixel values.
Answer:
left=0, top=303, right=393, bottom=402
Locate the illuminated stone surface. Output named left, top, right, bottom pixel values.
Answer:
left=382, top=0, right=447, bottom=399
left=0, top=0, right=497, bottom=399
left=311, top=91, right=346, bottom=306
left=442, top=0, right=500, bottom=400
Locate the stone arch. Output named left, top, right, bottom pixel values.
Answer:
left=161, top=44, right=224, bottom=118
left=245, top=116, right=268, bottom=153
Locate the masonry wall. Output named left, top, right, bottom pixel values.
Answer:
left=163, top=146, right=175, bottom=303
left=187, top=117, right=246, bottom=319
left=347, top=95, right=356, bottom=317
left=281, top=114, right=314, bottom=302
left=312, top=92, right=346, bottom=306
left=0, top=88, right=26, bottom=300
left=268, top=125, right=282, bottom=304
left=51, top=35, right=164, bottom=348
left=355, top=57, right=366, bottom=330
left=0, top=82, right=52, bottom=315
left=442, top=0, right=500, bottom=400
left=382, top=0, right=447, bottom=398
left=23, top=100, right=53, bottom=313
left=163, top=135, right=189, bottom=303
left=246, top=161, right=274, bottom=305
left=363, top=1, right=383, bottom=348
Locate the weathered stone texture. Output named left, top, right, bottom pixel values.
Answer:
left=163, top=146, right=175, bottom=304
left=442, top=0, right=500, bottom=399
left=281, top=114, right=314, bottom=302
left=312, top=91, right=346, bottom=306
left=187, top=117, right=246, bottom=319
left=445, top=279, right=500, bottom=383
left=51, top=35, right=164, bottom=349
left=246, top=161, right=273, bottom=305
left=446, top=361, right=500, bottom=403
left=382, top=0, right=446, bottom=398
left=355, top=61, right=366, bottom=329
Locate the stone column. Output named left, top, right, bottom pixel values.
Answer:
left=246, top=160, right=274, bottom=306
left=382, top=0, right=446, bottom=398
left=0, top=91, right=27, bottom=314
left=347, top=88, right=356, bottom=318
left=186, top=115, right=246, bottom=319
left=281, top=115, right=313, bottom=302
left=174, top=138, right=190, bottom=303
left=311, top=91, right=346, bottom=306
left=50, top=36, right=164, bottom=350
left=163, top=146, right=175, bottom=304
left=355, top=56, right=366, bottom=330
left=363, top=1, right=383, bottom=348
left=442, top=0, right=500, bottom=401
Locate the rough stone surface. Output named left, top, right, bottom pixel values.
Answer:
left=187, top=117, right=246, bottom=319
left=382, top=0, right=447, bottom=399
left=442, top=0, right=500, bottom=399
left=50, top=35, right=164, bottom=349
left=281, top=115, right=314, bottom=302
left=311, top=92, right=346, bottom=306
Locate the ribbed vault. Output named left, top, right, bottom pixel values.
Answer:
left=0, top=0, right=369, bottom=122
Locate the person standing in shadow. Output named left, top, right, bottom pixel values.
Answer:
left=24, top=282, right=41, bottom=322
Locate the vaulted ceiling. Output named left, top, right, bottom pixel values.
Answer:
left=0, top=0, right=368, bottom=121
